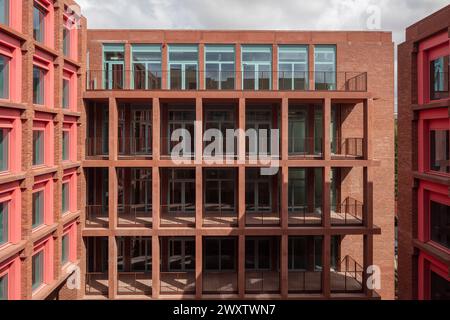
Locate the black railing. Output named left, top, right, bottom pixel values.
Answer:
left=86, top=70, right=368, bottom=92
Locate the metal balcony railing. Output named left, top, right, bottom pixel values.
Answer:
left=85, top=273, right=108, bottom=295
left=331, top=255, right=364, bottom=293
left=160, top=204, right=196, bottom=227
left=117, top=204, right=152, bottom=227
left=203, top=207, right=238, bottom=227
left=203, top=272, right=238, bottom=294
left=332, top=137, right=364, bottom=158
left=288, top=206, right=323, bottom=226
left=245, top=271, right=280, bottom=293
left=288, top=137, right=323, bottom=158
left=118, top=137, right=152, bottom=158
left=117, top=272, right=152, bottom=295
left=288, top=271, right=322, bottom=293
left=85, top=137, right=109, bottom=158
left=160, top=272, right=195, bottom=294
left=245, top=209, right=280, bottom=226
left=85, top=205, right=109, bottom=228
left=332, top=198, right=364, bottom=225
left=86, top=70, right=368, bottom=92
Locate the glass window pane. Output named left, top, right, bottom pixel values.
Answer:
left=220, top=238, right=236, bottom=270
left=430, top=130, right=450, bottom=173
left=33, top=130, right=44, bottom=165
left=204, top=238, right=219, bottom=270
left=185, top=64, right=197, bottom=90
left=245, top=239, right=255, bottom=269
left=32, top=251, right=44, bottom=290
left=315, top=46, right=336, bottom=90
left=63, top=27, right=70, bottom=56
left=33, top=67, right=45, bottom=105
left=62, top=182, right=69, bottom=213
left=32, top=191, right=44, bottom=228
left=169, top=64, right=182, bottom=90
left=62, top=79, right=70, bottom=109
left=0, top=202, right=7, bottom=245
left=62, top=234, right=69, bottom=264
left=62, top=131, right=69, bottom=161
left=0, top=0, right=9, bottom=26
left=0, top=55, right=9, bottom=99
left=0, top=274, right=7, bottom=300
left=0, top=128, right=8, bottom=172
left=33, top=5, right=45, bottom=42
left=430, top=201, right=450, bottom=250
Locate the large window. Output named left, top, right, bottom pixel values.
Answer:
left=430, top=130, right=449, bottom=174
left=288, top=236, right=323, bottom=271
left=63, top=26, right=70, bottom=57
left=278, top=46, right=308, bottom=90
left=168, top=238, right=195, bottom=271
left=314, top=45, right=336, bottom=90
left=205, top=45, right=235, bottom=90
left=33, top=66, right=45, bottom=105
left=62, top=182, right=69, bottom=214
left=61, top=233, right=69, bottom=265
left=167, top=109, right=195, bottom=157
left=204, top=169, right=235, bottom=213
left=431, top=271, right=450, bottom=300
left=0, top=0, right=9, bottom=25
left=168, top=45, right=198, bottom=90
left=32, top=251, right=44, bottom=291
left=204, top=109, right=236, bottom=156
left=33, top=3, right=45, bottom=43
left=430, top=56, right=449, bottom=100
left=430, top=201, right=449, bottom=249
left=131, top=45, right=161, bottom=90
left=32, top=130, right=44, bottom=166
left=62, top=131, right=69, bottom=161
left=242, top=46, right=272, bottom=90
left=0, top=128, right=8, bottom=172
left=32, top=190, right=44, bottom=229
left=288, top=106, right=323, bottom=155
left=204, top=238, right=236, bottom=271
left=117, top=237, right=152, bottom=272
left=246, top=109, right=272, bottom=155
left=0, top=202, right=8, bottom=245
left=245, top=238, right=272, bottom=270
left=168, top=169, right=195, bottom=212
left=0, top=55, right=9, bottom=99
left=0, top=274, right=7, bottom=300
left=103, top=44, right=125, bottom=90
left=62, top=79, right=69, bottom=109
left=245, top=169, right=271, bottom=212
left=119, top=108, right=152, bottom=155
left=117, top=168, right=152, bottom=212
left=288, top=168, right=323, bottom=214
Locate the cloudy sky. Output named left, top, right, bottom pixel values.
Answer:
left=75, top=0, right=449, bottom=112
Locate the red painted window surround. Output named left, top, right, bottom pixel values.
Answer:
left=0, top=255, right=21, bottom=300
left=417, top=180, right=450, bottom=252
left=32, top=235, right=54, bottom=294
left=0, top=0, right=22, bottom=31
left=62, top=221, right=77, bottom=265
left=32, top=173, right=54, bottom=229
left=62, top=65, right=77, bottom=112
left=33, top=112, right=54, bottom=167
left=0, top=33, right=22, bottom=103
left=63, top=10, right=78, bottom=61
left=418, top=251, right=449, bottom=300
left=0, top=108, right=21, bottom=173
left=62, top=169, right=77, bottom=213
left=63, top=116, right=77, bottom=162
left=417, top=108, right=450, bottom=175
left=417, top=30, right=450, bottom=105
left=0, top=181, right=21, bottom=248
left=34, top=0, right=54, bottom=49
left=33, top=50, right=54, bottom=109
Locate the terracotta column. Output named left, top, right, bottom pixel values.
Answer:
left=280, top=235, right=289, bottom=298
left=363, top=98, right=373, bottom=160
left=238, top=235, right=245, bottom=298
left=323, top=98, right=331, bottom=161
left=196, top=234, right=203, bottom=298
left=152, top=235, right=160, bottom=298
left=108, top=235, right=117, bottom=299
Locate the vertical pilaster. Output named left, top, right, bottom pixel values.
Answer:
left=235, top=44, right=242, bottom=90
left=238, top=98, right=246, bottom=162
left=281, top=98, right=288, bottom=160
left=238, top=166, right=246, bottom=229
left=162, top=44, right=168, bottom=89
left=195, top=235, right=203, bottom=298
left=108, top=97, right=118, bottom=161
left=152, top=235, right=160, bottom=299
left=323, top=98, right=331, bottom=161
left=152, top=98, right=161, bottom=160
left=363, top=98, right=373, bottom=160
left=108, top=166, right=117, bottom=230
left=108, top=235, right=117, bottom=299
left=309, top=44, right=315, bottom=90
left=195, top=166, right=203, bottom=229
left=195, top=97, right=203, bottom=163
left=281, top=166, right=289, bottom=229
left=152, top=166, right=160, bottom=229
left=238, top=235, right=245, bottom=298
left=198, top=43, right=205, bottom=90
left=272, top=44, right=278, bottom=90
left=280, top=235, right=288, bottom=298
left=322, top=235, right=331, bottom=298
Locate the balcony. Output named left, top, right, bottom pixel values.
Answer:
left=331, top=255, right=364, bottom=293
left=288, top=271, right=322, bottom=293
left=85, top=273, right=109, bottom=296
left=86, top=70, right=368, bottom=92
left=85, top=168, right=109, bottom=228
left=118, top=205, right=152, bottom=228
left=332, top=198, right=364, bottom=225
left=160, top=272, right=196, bottom=295
left=118, top=137, right=152, bottom=159
left=118, top=272, right=152, bottom=295
left=203, top=272, right=238, bottom=294
left=85, top=102, right=109, bottom=160
left=331, top=137, right=364, bottom=159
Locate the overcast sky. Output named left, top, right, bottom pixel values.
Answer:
left=76, top=0, right=449, bottom=112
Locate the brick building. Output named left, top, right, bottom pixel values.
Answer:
left=398, top=5, right=450, bottom=300
left=0, top=0, right=86, bottom=300
left=0, top=1, right=395, bottom=300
